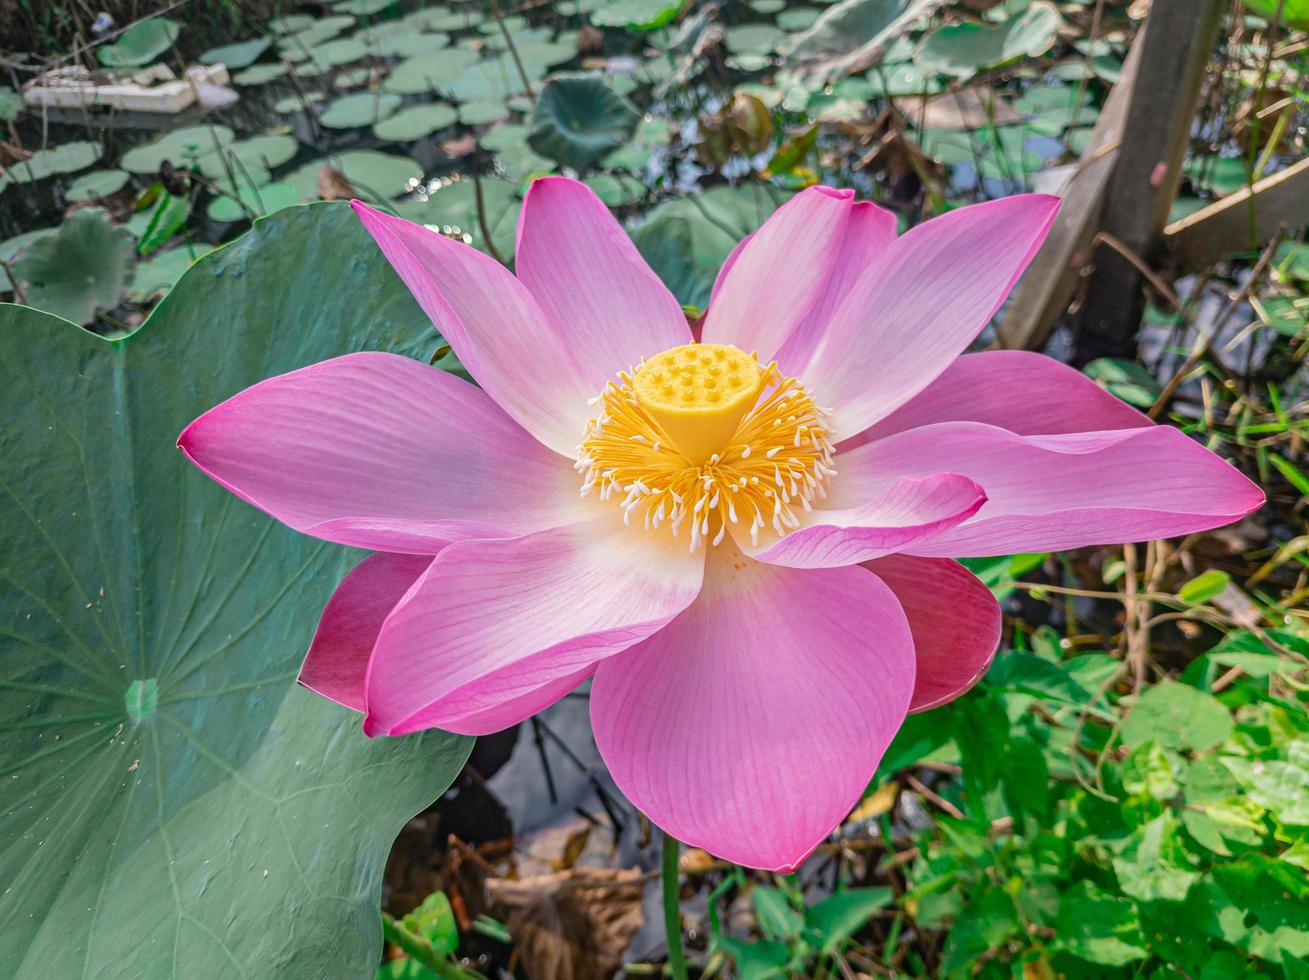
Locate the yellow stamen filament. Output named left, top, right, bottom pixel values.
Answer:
left=576, top=343, right=836, bottom=551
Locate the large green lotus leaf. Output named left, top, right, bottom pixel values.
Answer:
left=445, top=57, right=544, bottom=102
left=784, top=0, right=940, bottom=79
left=199, top=37, right=273, bottom=68
left=0, top=203, right=472, bottom=978
left=11, top=209, right=133, bottom=324
left=528, top=72, right=641, bottom=172
left=915, top=1, right=1061, bottom=78
left=98, top=17, right=181, bottom=67
left=6, top=140, right=103, bottom=182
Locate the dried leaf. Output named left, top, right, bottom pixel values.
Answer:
left=317, top=165, right=358, bottom=201
left=487, top=868, right=645, bottom=980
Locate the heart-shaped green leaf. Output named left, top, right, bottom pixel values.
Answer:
left=0, top=203, right=472, bottom=977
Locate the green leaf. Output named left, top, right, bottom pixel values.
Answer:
left=1082, top=356, right=1162, bottom=408
left=374, top=103, right=460, bottom=142
left=753, top=886, right=803, bottom=941
left=64, top=168, right=131, bottom=201
left=630, top=211, right=715, bottom=309
left=137, top=190, right=192, bottom=256
left=1179, top=569, right=1231, bottom=605
left=1054, top=881, right=1148, bottom=966
left=320, top=92, right=403, bottom=129
left=528, top=73, right=641, bottom=172
left=120, top=125, right=235, bottom=175
left=876, top=708, right=957, bottom=774
left=199, top=37, right=273, bottom=68
left=1271, top=454, right=1309, bottom=496
left=207, top=182, right=300, bottom=222
left=714, top=935, right=790, bottom=979
left=785, top=0, right=938, bottom=80
left=1112, top=814, right=1200, bottom=901
left=592, top=0, right=686, bottom=30
left=283, top=150, right=423, bottom=200
left=0, top=204, right=472, bottom=977
left=402, top=891, right=459, bottom=955
left=99, top=17, right=181, bottom=67
left=915, top=1, right=1060, bottom=77
left=1121, top=681, right=1233, bottom=752
left=1222, top=757, right=1309, bottom=825
left=11, top=209, right=133, bottom=324
left=6, top=140, right=103, bottom=183
left=803, top=888, right=892, bottom=954
left=0, top=84, right=23, bottom=122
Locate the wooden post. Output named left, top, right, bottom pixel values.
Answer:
left=1070, top=0, right=1225, bottom=365
left=995, top=26, right=1146, bottom=351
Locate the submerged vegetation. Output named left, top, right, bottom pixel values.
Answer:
left=2, top=0, right=1308, bottom=977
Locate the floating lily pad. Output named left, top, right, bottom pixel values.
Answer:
left=480, top=123, right=530, bottom=152
left=199, top=36, right=272, bottom=68
left=478, top=14, right=527, bottom=35
left=0, top=204, right=471, bottom=978
left=514, top=41, right=577, bottom=69
left=396, top=177, right=520, bottom=257
left=459, top=99, right=510, bottom=125
left=407, top=7, right=475, bottom=30
left=307, top=36, right=370, bottom=68
left=361, top=30, right=451, bottom=57
left=484, top=26, right=554, bottom=51
left=98, top=16, right=180, bottom=67
left=232, top=62, right=289, bottom=85
left=777, top=6, right=822, bottom=29
left=11, top=209, right=132, bottom=323
left=6, top=140, right=103, bottom=182
left=591, top=0, right=685, bottom=30
left=753, top=0, right=786, bottom=11
left=207, top=181, right=300, bottom=221
left=64, top=168, right=130, bottom=201
left=0, top=226, right=57, bottom=291
left=319, top=91, right=402, bottom=128
left=865, top=61, right=945, bottom=95
left=373, top=103, right=460, bottom=141
left=274, top=91, right=326, bottom=113
left=528, top=72, right=640, bottom=171
left=495, top=143, right=554, bottom=179
left=120, top=125, right=235, bottom=174
left=1026, top=102, right=1100, bottom=137
left=270, top=12, right=315, bottom=33
left=336, top=0, right=399, bottom=14
left=584, top=172, right=644, bottom=206
left=1015, top=83, right=1094, bottom=113
left=0, top=85, right=24, bottom=121
left=284, top=149, right=423, bottom=198
left=385, top=48, right=480, bottom=94
left=197, top=134, right=299, bottom=179
left=724, top=23, right=788, bottom=54
left=128, top=243, right=213, bottom=300
left=445, top=57, right=542, bottom=101
left=916, top=1, right=1062, bottom=77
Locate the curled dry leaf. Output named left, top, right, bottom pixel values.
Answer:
left=317, top=164, right=358, bottom=200
left=487, top=868, right=646, bottom=980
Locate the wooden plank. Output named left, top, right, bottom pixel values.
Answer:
left=1070, top=0, right=1225, bottom=364
left=1165, top=156, right=1309, bottom=269
left=994, top=24, right=1146, bottom=351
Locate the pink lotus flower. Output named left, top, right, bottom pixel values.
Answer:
left=179, top=178, right=1262, bottom=871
